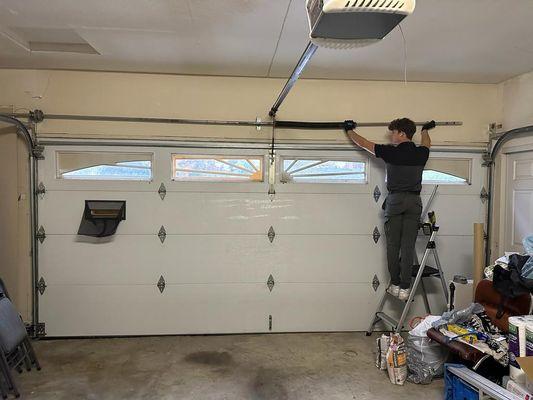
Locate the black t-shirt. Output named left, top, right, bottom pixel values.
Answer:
left=375, top=142, right=429, bottom=193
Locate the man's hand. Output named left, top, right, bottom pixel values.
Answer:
left=344, top=120, right=357, bottom=132
left=344, top=121, right=375, bottom=155
left=422, top=120, right=436, bottom=131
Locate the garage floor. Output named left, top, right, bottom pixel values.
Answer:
left=17, top=333, right=444, bottom=399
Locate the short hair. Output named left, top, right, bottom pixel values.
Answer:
left=388, top=118, right=416, bottom=139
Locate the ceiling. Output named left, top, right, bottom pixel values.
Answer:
left=0, top=0, right=533, bottom=83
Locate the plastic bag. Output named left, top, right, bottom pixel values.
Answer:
left=431, top=303, right=484, bottom=329
left=521, top=235, right=533, bottom=279
left=521, top=257, right=533, bottom=280
left=386, top=333, right=407, bottom=385
left=524, top=235, right=533, bottom=255
left=410, top=315, right=441, bottom=336
left=375, top=334, right=390, bottom=370
left=406, top=333, right=448, bottom=384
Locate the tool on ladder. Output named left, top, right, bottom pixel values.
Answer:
left=366, top=211, right=449, bottom=335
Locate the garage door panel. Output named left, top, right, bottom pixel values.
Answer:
left=271, top=284, right=375, bottom=332
left=417, top=236, right=474, bottom=281
left=271, top=236, right=386, bottom=283
left=40, top=235, right=274, bottom=285
left=40, top=284, right=269, bottom=337
left=163, top=193, right=273, bottom=234
left=40, top=191, right=274, bottom=234
left=420, top=195, right=484, bottom=235
left=271, top=194, right=381, bottom=234
left=40, top=191, right=159, bottom=234
left=41, top=191, right=384, bottom=235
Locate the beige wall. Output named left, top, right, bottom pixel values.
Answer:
left=0, top=126, right=31, bottom=321
left=0, top=69, right=500, bottom=145
left=502, top=70, right=533, bottom=130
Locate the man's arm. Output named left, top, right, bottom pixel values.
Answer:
left=344, top=121, right=376, bottom=155
left=420, top=120, right=435, bottom=148
left=420, top=129, right=431, bottom=148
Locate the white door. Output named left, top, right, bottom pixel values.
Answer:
left=37, top=143, right=485, bottom=336
left=504, top=150, right=533, bottom=252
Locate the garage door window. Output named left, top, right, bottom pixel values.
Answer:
left=57, top=151, right=152, bottom=181
left=172, top=155, right=263, bottom=182
left=280, top=158, right=367, bottom=183
left=423, top=158, right=471, bottom=184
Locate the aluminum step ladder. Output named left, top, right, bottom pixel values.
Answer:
left=366, top=212, right=449, bottom=335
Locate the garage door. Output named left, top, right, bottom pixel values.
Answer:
left=36, top=142, right=486, bottom=336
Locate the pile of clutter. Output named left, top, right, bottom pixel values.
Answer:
left=375, top=316, right=448, bottom=386
left=375, top=309, right=533, bottom=390
left=485, top=235, right=533, bottom=298
left=374, top=235, right=533, bottom=394
left=435, top=303, right=509, bottom=366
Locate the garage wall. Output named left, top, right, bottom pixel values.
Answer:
left=491, top=69, right=533, bottom=259
left=0, top=125, right=31, bottom=321
left=502, top=69, right=533, bottom=131
left=0, top=69, right=500, bottom=145
left=0, top=68, right=502, bottom=326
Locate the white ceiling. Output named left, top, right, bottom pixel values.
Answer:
left=0, top=0, right=533, bottom=83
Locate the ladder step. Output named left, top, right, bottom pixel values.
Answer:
left=376, top=312, right=398, bottom=329
left=412, top=265, right=441, bottom=277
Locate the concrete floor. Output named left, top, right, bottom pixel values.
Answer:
left=16, top=333, right=444, bottom=400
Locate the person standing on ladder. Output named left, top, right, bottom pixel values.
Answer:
left=344, top=118, right=436, bottom=301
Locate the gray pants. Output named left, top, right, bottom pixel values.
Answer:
left=383, top=192, right=422, bottom=289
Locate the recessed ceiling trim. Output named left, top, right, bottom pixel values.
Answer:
left=0, top=24, right=31, bottom=51
left=29, top=41, right=99, bottom=54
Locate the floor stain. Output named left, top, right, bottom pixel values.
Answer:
left=184, top=351, right=234, bottom=366
left=344, top=350, right=359, bottom=358
left=251, top=368, right=288, bottom=400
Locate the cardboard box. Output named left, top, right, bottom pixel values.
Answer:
left=517, top=357, right=533, bottom=394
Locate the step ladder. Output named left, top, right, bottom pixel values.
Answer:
left=366, top=212, right=449, bottom=335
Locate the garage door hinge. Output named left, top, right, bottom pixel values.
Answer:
left=158, top=226, right=167, bottom=243
left=37, top=277, right=47, bottom=295
left=267, top=226, right=276, bottom=243
left=480, top=187, right=490, bottom=203
left=36, top=226, right=46, bottom=243
left=373, top=186, right=381, bottom=203
left=25, top=322, right=46, bottom=338
left=157, top=275, right=166, bottom=293
left=482, top=152, right=493, bottom=167
left=31, top=145, right=45, bottom=160
left=372, top=275, right=380, bottom=292
left=372, top=226, right=381, bottom=244
left=158, top=183, right=167, bottom=200
left=36, top=182, right=46, bottom=198
left=267, top=274, right=275, bottom=292
left=269, top=315, right=272, bottom=331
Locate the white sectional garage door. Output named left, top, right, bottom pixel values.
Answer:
left=37, top=143, right=486, bottom=336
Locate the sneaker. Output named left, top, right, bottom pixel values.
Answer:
left=398, top=288, right=411, bottom=301
left=387, top=285, right=400, bottom=297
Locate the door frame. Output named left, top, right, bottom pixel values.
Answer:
left=498, top=140, right=533, bottom=254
